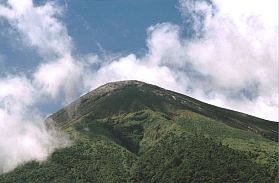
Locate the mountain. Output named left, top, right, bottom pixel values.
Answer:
left=0, top=80, right=278, bottom=183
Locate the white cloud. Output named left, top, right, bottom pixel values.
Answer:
left=88, top=54, right=184, bottom=93
left=0, top=0, right=74, bottom=172
left=0, top=76, right=70, bottom=172
left=146, top=23, right=185, bottom=67
left=0, top=0, right=84, bottom=101
left=0, top=0, right=71, bottom=58
left=179, top=0, right=278, bottom=120
left=34, top=54, right=84, bottom=101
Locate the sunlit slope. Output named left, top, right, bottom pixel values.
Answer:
left=52, top=80, right=277, bottom=141
left=0, top=80, right=277, bottom=183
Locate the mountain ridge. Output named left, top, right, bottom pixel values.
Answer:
left=49, top=80, right=278, bottom=141
left=1, top=80, right=278, bottom=183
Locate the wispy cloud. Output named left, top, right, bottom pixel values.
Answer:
left=179, top=0, right=278, bottom=120
left=0, top=76, right=70, bottom=172
left=0, top=0, right=71, bottom=58
left=0, top=0, right=73, bottom=172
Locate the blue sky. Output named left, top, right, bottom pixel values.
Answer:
left=64, top=0, right=184, bottom=54
left=0, top=0, right=187, bottom=114
left=0, top=0, right=277, bottom=172
left=1, top=0, right=185, bottom=71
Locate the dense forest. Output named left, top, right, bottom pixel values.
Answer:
left=0, top=81, right=277, bottom=183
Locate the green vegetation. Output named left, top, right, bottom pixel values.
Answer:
left=0, top=81, right=278, bottom=182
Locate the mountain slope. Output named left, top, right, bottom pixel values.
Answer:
left=0, top=80, right=278, bottom=183
left=51, top=80, right=277, bottom=141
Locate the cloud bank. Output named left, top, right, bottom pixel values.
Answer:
left=0, top=0, right=277, bottom=172
left=179, top=0, right=278, bottom=120
left=0, top=0, right=73, bottom=172
left=0, top=76, right=70, bottom=172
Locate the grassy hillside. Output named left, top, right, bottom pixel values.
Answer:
left=0, top=81, right=278, bottom=183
